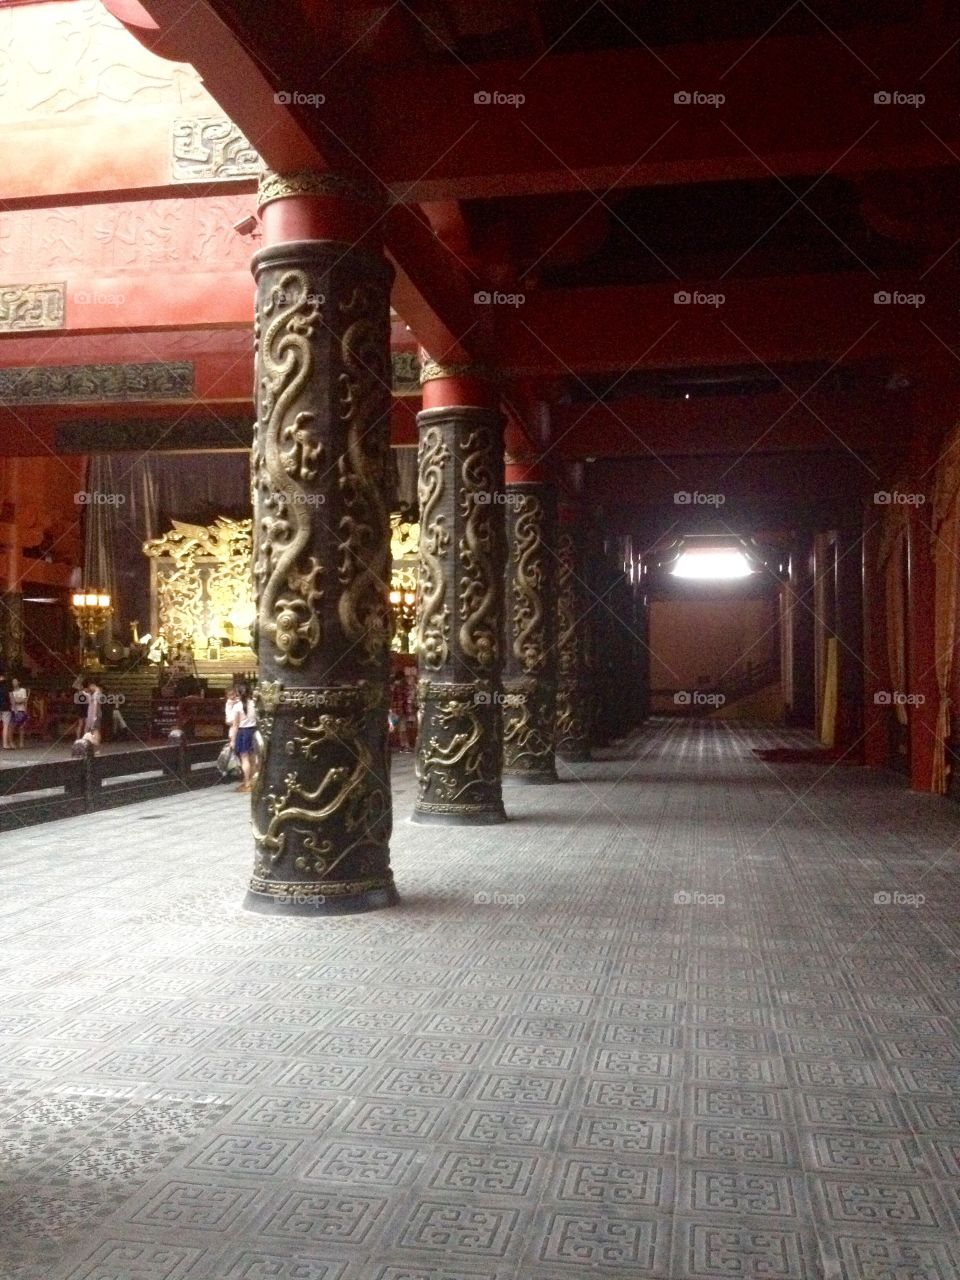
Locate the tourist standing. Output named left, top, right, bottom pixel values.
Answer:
left=0, top=675, right=11, bottom=749
left=10, top=678, right=28, bottom=749
left=224, top=685, right=240, bottom=747
left=76, top=677, right=103, bottom=752
left=231, top=681, right=257, bottom=793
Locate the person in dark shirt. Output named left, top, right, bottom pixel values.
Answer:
left=0, top=675, right=11, bottom=749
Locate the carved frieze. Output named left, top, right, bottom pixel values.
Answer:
left=172, top=116, right=260, bottom=182
left=0, top=282, right=64, bottom=332
left=0, top=361, right=194, bottom=405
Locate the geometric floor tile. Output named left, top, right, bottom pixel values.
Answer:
left=4, top=723, right=960, bottom=1280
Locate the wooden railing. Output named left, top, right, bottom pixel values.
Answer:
left=0, top=738, right=226, bottom=832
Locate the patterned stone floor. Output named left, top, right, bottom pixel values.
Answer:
left=1, top=717, right=959, bottom=1280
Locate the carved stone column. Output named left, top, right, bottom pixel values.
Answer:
left=556, top=512, right=593, bottom=763
left=412, top=359, right=507, bottom=823
left=244, top=171, right=397, bottom=915
left=502, top=458, right=558, bottom=783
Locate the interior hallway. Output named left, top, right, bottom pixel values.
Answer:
left=1, top=718, right=959, bottom=1280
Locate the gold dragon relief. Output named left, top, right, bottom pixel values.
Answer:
left=252, top=695, right=391, bottom=880
left=503, top=676, right=555, bottom=768
left=416, top=680, right=499, bottom=807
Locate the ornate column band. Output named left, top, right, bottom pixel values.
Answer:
left=502, top=483, right=559, bottom=783
left=412, top=405, right=507, bottom=823
left=556, top=528, right=593, bottom=763
left=245, top=238, right=397, bottom=914
left=257, top=169, right=384, bottom=210
left=419, top=358, right=500, bottom=387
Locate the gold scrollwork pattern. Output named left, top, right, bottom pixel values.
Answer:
left=458, top=426, right=501, bottom=669
left=252, top=270, right=325, bottom=667
left=337, top=284, right=393, bottom=662
left=556, top=531, right=576, bottom=681
left=413, top=425, right=451, bottom=669
left=511, top=493, right=546, bottom=672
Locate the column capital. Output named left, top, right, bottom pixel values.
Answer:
left=418, top=356, right=501, bottom=387
left=257, top=168, right=384, bottom=210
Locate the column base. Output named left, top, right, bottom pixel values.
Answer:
left=243, top=877, right=399, bottom=916
left=411, top=803, right=507, bottom=826
left=557, top=748, right=592, bottom=764
left=503, top=769, right=559, bottom=785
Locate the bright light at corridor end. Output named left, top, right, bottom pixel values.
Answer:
left=672, top=548, right=755, bottom=580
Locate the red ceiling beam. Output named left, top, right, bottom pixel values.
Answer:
left=367, top=28, right=958, bottom=199
left=552, top=388, right=911, bottom=459
left=501, top=273, right=941, bottom=374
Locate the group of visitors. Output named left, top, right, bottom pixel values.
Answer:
left=0, top=675, right=30, bottom=750
left=389, top=665, right=418, bottom=751
left=224, top=681, right=257, bottom=792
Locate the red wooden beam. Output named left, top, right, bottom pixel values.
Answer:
left=502, top=273, right=940, bottom=373
left=366, top=27, right=958, bottom=200
left=551, top=388, right=911, bottom=459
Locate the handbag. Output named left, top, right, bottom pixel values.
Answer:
left=216, top=742, right=242, bottom=779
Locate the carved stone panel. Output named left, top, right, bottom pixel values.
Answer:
left=172, top=117, right=260, bottom=182
left=0, top=283, right=64, bottom=332
left=0, top=362, right=193, bottom=405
